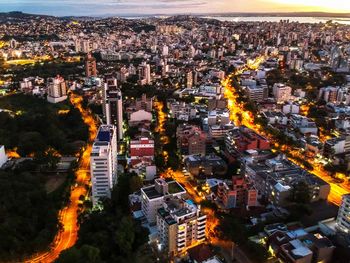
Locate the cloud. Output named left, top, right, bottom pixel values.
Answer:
left=0, top=0, right=212, bottom=15
left=2, top=0, right=349, bottom=16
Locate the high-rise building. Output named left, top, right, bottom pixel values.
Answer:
left=85, top=53, right=97, bottom=77
left=103, top=76, right=123, bottom=140
left=273, top=83, right=292, bottom=103
left=90, top=125, right=117, bottom=206
left=141, top=178, right=186, bottom=223
left=162, top=45, right=169, bottom=56
left=47, top=76, right=67, bottom=103
left=139, top=62, right=151, bottom=85
left=336, top=194, right=350, bottom=234
left=157, top=196, right=207, bottom=256
left=186, top=71, right=193, bottom=88
left=245, top=85, right=268, bottom=102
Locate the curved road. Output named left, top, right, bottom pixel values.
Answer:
left=25, top=94, right=97, bottom=263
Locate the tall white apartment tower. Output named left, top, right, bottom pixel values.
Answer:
left=47, top=76, right=68, bottom=103
left=103, top=76, right=123, bottom=141
left=90, top=125, right=118, bottom=206
left=139, top=62, right=151, bottom=85
left=336, top=194, right=350, bottom=234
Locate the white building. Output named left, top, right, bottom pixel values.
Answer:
left=168, top=101, right=196, bottom=121
left=139, top=62, right=151, bottom=85
left=290, top=114, right=318, bottom=135
left=0, top=145, right=8, bottom=168
left=263, top=111, right=288, bottom=125
left=103, top=77, right=123, bottom=140
left=47, top=76, right=68, bottom=103
left=157, top=196, right=207, bottom=256
left=273, top=83, right=292, bottom=103
left=207, top=110, right=230, bottom=126
left=90, top=125, right=118, bottom=206
left=336, top=194, right=350, bottom=234
left=141, top=178, right=186, bottom=224
left=245, top=85, right=268, bottom=102
left=129, top=109, right=152, bottom=126
left=162, top=45, right=169, bottom=56
left=282, top=102, right=300, bottom=114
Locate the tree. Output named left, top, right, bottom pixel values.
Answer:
left=114, top=217, right=135, bottom=255
left=129, top=175, right=143, bottom=193
left=56, top=247, right=81, bottom=263
left=79, top=245, right=102, bottom=263
left=55, top=245, right=102, bottom=263
left=34, top=149, right=60, bottom=170
left=18, top=131, right=47, bottom=156
left=218, top=215, right=247, bottom=245
left=245, top=241, right=269, bottom=262
left=290, top=181, right=311, bottom=203
left=0, top=171, right=61, bottom=261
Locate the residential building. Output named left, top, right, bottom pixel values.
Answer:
left=244, top=85, right=268, bottom=102
left=129, top=109, right=153, bottom=127
left=177, top=125, right=207, bottom=156
left=0, top=145, right=7, bottom=168
left=266, top=224, right=335, bottom=263
left=157, top=196, right=206, bottom=256
left=208, top=97, right=227, bottom=111
left=263, top=111, right=288, bottom=125
left=130, top=137, right=154, bottom=161
left=90, top=125, right=118, bottom=206
left=103, top=76, right=123, bottom=140
left=168, top=100, right=197, bottom=121
left=141, top=178, right=186, bottom=223
left=323, top=137, right=346, bottom=158
left=47, top=76, right=67, bottom=103
left=243, top=155, right=330, bottom=206
left=290, top=115, right=318, bottom=135
left=184, top=154, right=228, bottom=177
left=186, top=70, right=193, bottom=88
left=135, top=94, right=154, bottom=112
left=207, top=110, right=230, bottom=126
left=209, top=124, right=235, bottom=140
left=225, top=126, right=270, bottom=157
left=282, top=102, right=300, bottom=114
left=139, top=62, right=151, bottom=85
left=336, top=194, right=350, bottom=234
left=217, top=176, right=258, bottom=209
left=273, top=83, right=292, bottom=103
left=85, top=53, right=97, bottom=77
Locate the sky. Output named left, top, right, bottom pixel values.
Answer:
left=1, top=0, right=350, bottom=16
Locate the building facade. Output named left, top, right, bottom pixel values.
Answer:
left=90, top=125, right=118, bottom=206
left=0, top=145, right=7, bottom=168
left=47, top=76, right=67, bottom=103
left=103, top=76, right=123, bottom=140
left=157, top=197, right=206, bottom=256
left=85, top=53, right=97, bottom=77
left=336, top=194, right=350, bottom=234
left=141, top=178, right=186, bottom=223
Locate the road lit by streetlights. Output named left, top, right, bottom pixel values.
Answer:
left=25, top=93, right=97, bottom=263
left=222, top=57, right=349, bottom=206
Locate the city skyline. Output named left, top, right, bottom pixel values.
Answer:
left=1, top=0, right=350, bottom=16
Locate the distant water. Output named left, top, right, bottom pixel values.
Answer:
left=202, top=16, right=350, bottom=25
